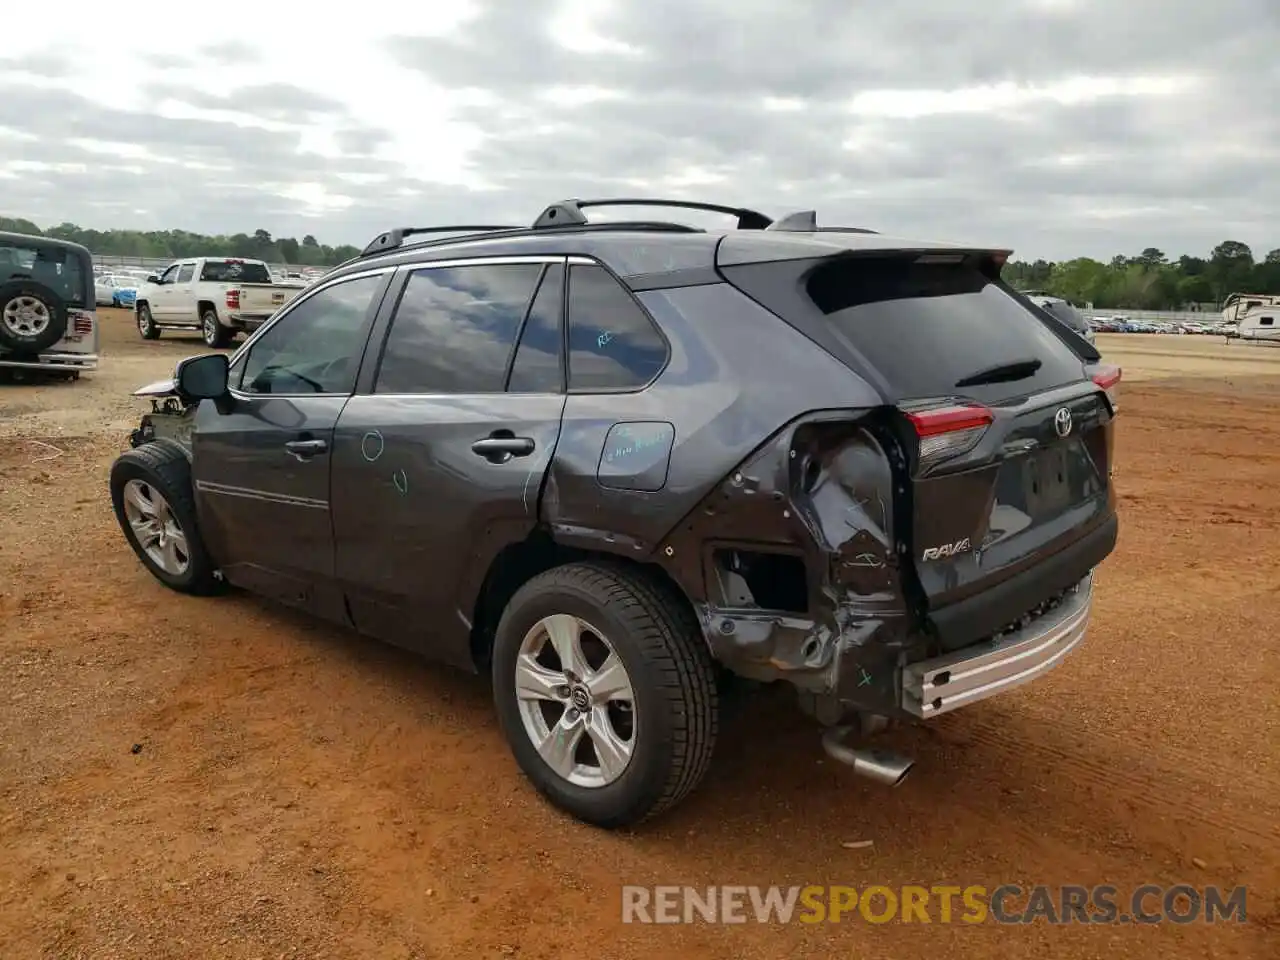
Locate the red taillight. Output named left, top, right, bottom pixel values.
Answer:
left=903, top=402, right=994, bottom=473
left=225, top=289, right=240, bottom=309
left=1089, top=363, right=1121, bottom=413
left=71, top=310, right=94, bottom=334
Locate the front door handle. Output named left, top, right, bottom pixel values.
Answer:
left=471, top=434, right=535, bottom=463
left=284, top=438, right=328, bottom=460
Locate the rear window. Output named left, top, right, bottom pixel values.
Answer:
left=0, top=238, right=92, bottom=307
left=200, top=260, right=271, bottom=284
left=807, top=257, right=1087, bottom=403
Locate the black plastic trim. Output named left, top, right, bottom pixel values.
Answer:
left=927, top=512, right=1118, bottom=650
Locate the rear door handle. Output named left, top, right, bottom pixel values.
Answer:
left=471, top=435, right=535, bottom=463
left=284, top=438, right=328, bottom=460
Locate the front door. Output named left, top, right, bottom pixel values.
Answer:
left=150, top=263, right=180, bottom=321
left=331, top=257, right=568, bottom=667
left=192, top=269, right=393, bottom=618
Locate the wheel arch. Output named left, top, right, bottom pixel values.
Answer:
left=466, top=529, right=700, bottom=672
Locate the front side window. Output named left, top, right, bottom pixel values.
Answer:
left=566, top=264, right=668, bottom=391
left=177, top=264, right=195, bottom=283
left=159, top=264, right=179, bottom=284
left=374, top=262, right=543, bottom=394
left=238, top=274, right=383, bottom=395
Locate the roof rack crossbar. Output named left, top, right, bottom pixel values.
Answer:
left=361, top=224, right=523, bottom=257
left=532, top=198, right=774, bottom=231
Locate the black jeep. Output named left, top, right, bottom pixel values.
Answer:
left=110, top=199, right=1120, bottom=828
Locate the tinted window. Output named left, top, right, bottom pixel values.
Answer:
left=240, top=274, right=382, bottom=395
left=374, top=263, right=542, bottom=394
left=567, top=264, right=668, bottom=391
left=507, top=264, right=564, bottom=393
left=201, top=260, right=271, bottom=283
left=0, top=239, right=91, bottom=307
left=177, top=264, right=195, bottom=282
left=806, top=258, right=1087, bottom=404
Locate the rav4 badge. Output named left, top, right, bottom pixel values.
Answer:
left=921, top=538, right=971, bottom=561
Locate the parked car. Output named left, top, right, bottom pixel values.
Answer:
left=1023, top=292, right=1095, bottom=345
left=95, top=273, right=142, bottom=308
left=133, top=257, right=306, bottom=348
left=109, top=200, right=1121, bottom=828
left=0, top=231, right=98, bottom=378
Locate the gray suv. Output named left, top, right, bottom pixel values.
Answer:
left=110, top=199, right=1121, bottom=828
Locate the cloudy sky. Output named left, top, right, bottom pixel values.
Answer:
left=2, top=0, right=1277, bottom=261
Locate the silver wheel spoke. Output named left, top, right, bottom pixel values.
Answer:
left=586, top=654, right=633, bottom=703
left=586, top=705, right=632, bottom=781
left=131, top=518, right=161, bottom=546
left=124, top=483, right=156, bottom=517
left=543, top=613, right=587, bottom=678
left=121, top=479, right=190, bottom=576
left=515, top=612, right=637, bottom=789
left=536, top=711, right=584, bottom=779
left=514, top=653, right=564, bottom=702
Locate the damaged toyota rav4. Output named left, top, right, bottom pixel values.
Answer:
left=110, top=199, right=1120, bottom=828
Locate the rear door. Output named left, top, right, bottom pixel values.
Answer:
left=330, top=255, right=567, bottom=667
left=192, top=268, right=393, bottom=616
left=721, top=250, right=1118, bottom=640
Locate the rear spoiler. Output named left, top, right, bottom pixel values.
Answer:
left=716, top=232, right=1013, bottom=270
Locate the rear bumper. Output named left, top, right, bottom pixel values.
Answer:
left=902, top=572, right=1092, bottom=718
left=0, top=352, right=99, bottom=370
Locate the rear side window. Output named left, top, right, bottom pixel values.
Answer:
left=200, top=260, right=271, bottom=284
left=0, top=239, right=92, bottom=308
left=807, top=257, right=1087, bottom=404
left=567, top=264, right=668, bottom=391
left=507, top=264, right=564, bottom=393
left=374, top=262, right=542, bottom=394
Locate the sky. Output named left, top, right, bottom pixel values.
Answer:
left=1, top=0, right=1277, bottom=262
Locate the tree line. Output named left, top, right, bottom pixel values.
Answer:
left=4, top=217, right=1279, bottom=309
left=0, top=217, right=361, bottom=268
left=1004, top=240, right=1280, bottom=310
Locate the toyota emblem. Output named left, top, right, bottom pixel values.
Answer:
left=1053, top=407, right=1073, bottom=438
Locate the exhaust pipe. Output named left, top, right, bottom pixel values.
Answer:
left=821, top=726, right=914, bottom=786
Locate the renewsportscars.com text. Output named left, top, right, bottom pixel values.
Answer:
left=621, top=884, right=1248, bottom=925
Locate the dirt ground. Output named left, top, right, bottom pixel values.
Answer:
left=1, top=316, right=1277, bottom=959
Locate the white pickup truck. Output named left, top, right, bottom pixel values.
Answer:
left=133, top=257, right=307, bottom=348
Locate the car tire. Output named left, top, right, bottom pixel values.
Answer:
left=492, top=561, right=719, bottom=828
left=136, top=304, right=160, bottom=340
left=109, top=441, right=223, bottom=596
left=0, top=280, right=68, bottom=354
left=201, top=308, right=232, bottom=349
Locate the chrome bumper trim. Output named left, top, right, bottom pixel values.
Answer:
left=903, top=573, right=1093, bottom=718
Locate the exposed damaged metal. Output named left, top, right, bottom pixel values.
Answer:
left=658, top=412, right=929, bottom=721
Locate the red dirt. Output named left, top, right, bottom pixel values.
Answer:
left=0, top=314, right=1276, bottom=958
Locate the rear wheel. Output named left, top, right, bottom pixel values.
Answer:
left=201, top=308, right=232, bottom=348
left=492, top=562, right=719, bottom=828
left=136, top=304, right=160, bottom=340
left=109, top=442, right=222, bottom=595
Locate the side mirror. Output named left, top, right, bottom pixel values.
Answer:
left=175, top=353, right=230, bottom=404
left=147, top=274, right=161, bottom=284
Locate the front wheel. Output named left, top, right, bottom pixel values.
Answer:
left=492, top=562, right=719, bottom=828
left=109, top=442, right=223, bottom=595
left=136, top=304, right=160, bottom=340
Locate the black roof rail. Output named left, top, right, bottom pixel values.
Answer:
left=361, top=225, right=522, bottom=258
left=532, top=198, right=774, bottom=231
